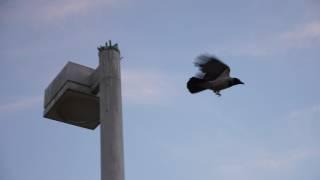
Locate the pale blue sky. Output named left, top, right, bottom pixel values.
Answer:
left=1, top=0, right=320, bottom=180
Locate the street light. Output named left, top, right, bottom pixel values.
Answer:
left=43, top=41, right=125, bottom=180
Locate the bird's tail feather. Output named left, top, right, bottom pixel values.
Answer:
left=187, top=77, right=207, bottom=93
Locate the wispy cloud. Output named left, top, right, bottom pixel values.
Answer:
left=289, top=104, right=320, bottom=121
left=166, top=132, right=320, bottom=180
left=164, top=104, right=320, bottom=179
left=0, top=96, right=42, bottom=113
left=0, top=69, right=177, bottom=110
left=214, top=148, right=320, bottom=179
left=216, top=21, right=320, bottom=57
left=0, top=0, right=120, bottom=23
left=42, top=0, right=116, bottom=20
left=122, top=69, right=178, bottom=105
left=286, top=104, right=320, bottom=140
left=282, top=22, right=320, bottom=40
left=264, top=21, right=320, bottom=54
left=254, top=148, right=320, bottom=170
left=280, top=21, right=320, bottom=48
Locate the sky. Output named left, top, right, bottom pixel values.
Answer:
left=1, top=0, right=320, bottom=180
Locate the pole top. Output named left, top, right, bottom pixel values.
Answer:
left=98, top=40, right=120, bottom=53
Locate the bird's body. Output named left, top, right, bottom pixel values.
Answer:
left=210, top=77, right=232, bottom=91
left=187, top=55, right=244, bottom=96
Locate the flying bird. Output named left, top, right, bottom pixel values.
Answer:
left=187, top=55, right=244, bottom=96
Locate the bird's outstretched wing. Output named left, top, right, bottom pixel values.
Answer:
left=195, top=55, right=230, bottom=81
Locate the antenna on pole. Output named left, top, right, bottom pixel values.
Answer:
left=98, top=40, right=120, bottom=53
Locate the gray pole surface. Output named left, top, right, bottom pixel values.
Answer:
left=98, top=44, right=124, bottom=180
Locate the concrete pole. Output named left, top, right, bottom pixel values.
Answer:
left=98, top=43, right=124, bottom=180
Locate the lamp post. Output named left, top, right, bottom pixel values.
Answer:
left=98, top=42, right=124, bottom=180
left=43, top=41, right=124, bottom=180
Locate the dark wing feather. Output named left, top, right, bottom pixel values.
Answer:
left=195, top=55, right=230, bottom=81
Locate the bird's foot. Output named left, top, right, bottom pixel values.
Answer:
left=214, top=91, right=221, bottom=97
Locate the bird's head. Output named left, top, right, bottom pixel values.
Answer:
left=232, top=78, right=244, bottom=85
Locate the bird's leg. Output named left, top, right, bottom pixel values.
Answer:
left=214, top=90, right=221, bottom=96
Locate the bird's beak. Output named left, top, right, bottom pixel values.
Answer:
left=240, top=81, right=245, bottom=85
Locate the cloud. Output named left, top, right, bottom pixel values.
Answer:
left=289, top=104, right=320, bottom=121
left=42, top=0, right=115, bottom=20
left=283, top=22, right=320, bottom=39
left=166, top=133, right=320, bottom=180
left=280, top=21, right=320, bottom=48
left=164, top=104, right=320, bottom=179
left=287, top=104, right=320, bottom=140
left=213, top=148, right=320, bottom=180
left=0, top=96, right=42, bottom=113
left=0, top=0, right=119, bottom=23
left=122, top=69, right=178, bottom=105
left=216, top=21, right=320, bottom=57
left=265, top=21, right=320, bottom=53
left=255, top=148, right=319, bottom=170
left=0, top=69, right=177, bottom=111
